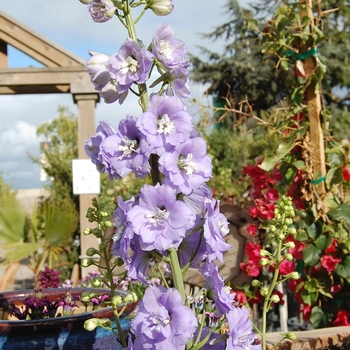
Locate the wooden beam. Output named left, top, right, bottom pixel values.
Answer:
left=0, top=67, right=94, bottom=94
left=0, top=39, right=7, bottom=68
left=0, top=11, right=86, bottom=68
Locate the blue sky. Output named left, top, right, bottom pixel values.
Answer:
left=0, top=1, right=236, bottom=189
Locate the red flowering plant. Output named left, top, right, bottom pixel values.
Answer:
left=235, top=1, right=350, bottom=329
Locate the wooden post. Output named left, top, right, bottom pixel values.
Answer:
left=301, top=0, right=327, bottom=214
left=72, top=83, right=100, bottom=278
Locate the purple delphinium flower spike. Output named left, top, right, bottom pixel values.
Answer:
left=137, top=94, right=194, bottom=155
left=131, top=285, right=197, bottom=349
left=85, top=121, right=117, bottom=172
left=108, top=39, right=154, bottom=89
left=166, top=64, right=192, bottom=99
left=199, top=262, right=234, bottom=317
left=226, top=306, right=262, bottom=350
left=159, top=137, right=212, bottom=195
left=203, top=198, right=232, bottom=263
left=87, top=0, right=117, bottom=23
left=127, top=183, right=196, bottom=251
left=87, top=50, right=111, bottom=91
left=152, top=23, right=187, bottom=70
left=99, top=115, right=152, bottom=179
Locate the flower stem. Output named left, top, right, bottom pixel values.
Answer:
left=261, top=239, right=283, bottom=350
left=168, top=248, right=186, bottom=302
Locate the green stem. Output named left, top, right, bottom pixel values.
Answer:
left=261, top=240, right=283, bottom=350
left=168, top=248, right=186, bottom=302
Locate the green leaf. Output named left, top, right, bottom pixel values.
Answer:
left=310, top=306, right=325, bottom=329
left=315, top=234, right=332, bottom=251
left=301, top=289, right=318, bottom=305
left=329, top=203, right=350, bottom=224
left=306, top=223, right=317, bottom=240
left=259, top=142, right=295, bottom=171
left=303, top=244, right=321, bottom=266
left=293, top=160, right=305, bottom=169
left=335, top=256, right=350, bottom=279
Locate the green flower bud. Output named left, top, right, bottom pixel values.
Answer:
left=251, top=279, right=261, bottom=287
left=275, top=213, right=282, bottom=221
left=285, top=218, right=293, bottom=225
left=259, top=249, right=269, bottom=257
left=104, top=220, right=113, bottom=228
left=288, top=227, right=297, bottom=235
left=91, top=277, right=104, bottom=288
left=260, top=258, right=269, bottom=267
left=81, top=258, right=93, bottom=268
left=86, top=248, right=99, bottom=257
left=260, top=287, right=269, bottom=297
left=83, top=228, right=91, bottom=235
left=100, top=211, right=109, bottom=217
left=111, top=295, right=123, bottom=308
left=269, top=225, right=277, bottom=233
left=285, top=241, right=295, bottom=249
left=270, top=294, right=280, bottom=303
left=286, top=332, right=297, bottom=340
left=284, top=253, right=293, bottom=261
left=81, top=291, right=94, bottom=303
left=84, top=318, right=100, bottom=331
left=115, top=257, right=124, bottom=267
left=124, top=292, right=138, bottom=304
left=287, top=272, right=300, bottom=280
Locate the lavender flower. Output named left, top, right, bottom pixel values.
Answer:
left=127, top=183, right=196, bottom=251
left=152, top=23, right=187, bottom=70
left=100, top=79, right=128, bottom=104
left=85, top=121, right=117, bottom=172
left=226, top=307, right=261, bottom=350
left=203, top=198, right=231, bottom=263
left=87, top=50, right=111, bottom=91
left=137, top=95, right=194, bottom=154
left=166, top=65, right=191, bottom=98
left=108, top=39, right=154, bottom=89
left=159, top=137, right=212, bottom=195
left=112, top=196, right=136, bottom=264
left=99, top=115, right=151, bottom=179
left=130, top=286, right=197, bottom=349
left=199, top=262, right=234, bottom=316
left=87, top=0, right=117, bottom=23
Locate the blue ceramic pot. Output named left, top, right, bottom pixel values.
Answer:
left=0, top=288, right=137, bottom=350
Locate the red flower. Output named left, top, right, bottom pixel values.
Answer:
left=246, top=224, right=258, bottom=237
left=245, top=242, right=262, bottom=263
left=279, top=260, right=296, bottom=275
left=325, top=238, right=337, bottom=254
left=233, top=291, right=248, bottom=305
left=287, top=278, right=303, bottom=292
left=263, top=188, right=279, bottom=202
left=342, top=165, right=350, bottom=181
left=332, top=310, right=350, bottom=326
left=240, top=261, right=261, bottom=277
left=272, top=290, right=285, bottom=305
left=301, top=304, right=311, bottom=322
left=321, top=255, right=342, bottom=272
left=251, top=199, right=275, bottom=220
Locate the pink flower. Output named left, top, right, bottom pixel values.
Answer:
left=246, top=224, right=258, bottom=237
left=279, top=260, right=295, bottom=275
left=321, top=255, right=342, bottom=272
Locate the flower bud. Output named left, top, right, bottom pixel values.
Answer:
left=147, top=0, right=174, bottom=16
left=111, top=295, right=123, bottom=307
left=285, top=218, right=293, bottom=225
left=269, top=225, right=277, bottom=233
left=91, top=277, right=104, bottom=288
left=83, top=228, right=91, bottom=235
left=270, top=294, right=280, bottom=303
left=287, top=332, right=297, bottom=340
left=288, top=227, right=297, bottom=235
left=79, top=0, right=93, bottom=4
left=260, top=258, right=269, bottom=267
left=284, top=253, right=293, bottom=261
left=81, top=291, right=94, bottom=303
left=285, top=241, right=295, bottom=249
left=287, top=272, right=300, bottom=280
left=104, top=220, right=113, bottom=228
left=86, top=248, right=99, bottom=257
left=259, top=249, right=270, bottom=257
left=260, top=287, right=269, bottom=297
left=251, top=279, right=261, bottom=287
left=124, top=292, right=138, bottom=304
left=81, top=258, right=93, bottom=268
left=84, top=318, right=100, bottom=331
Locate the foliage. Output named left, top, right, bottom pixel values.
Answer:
left=231, top=0, right=350, bottom=329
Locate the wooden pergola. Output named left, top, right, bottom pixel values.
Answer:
left=0, top=10, right=99, bottom=277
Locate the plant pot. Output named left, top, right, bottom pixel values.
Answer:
left=0, top=288, right=137, bottom=350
